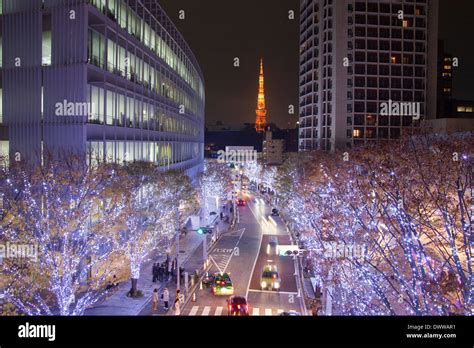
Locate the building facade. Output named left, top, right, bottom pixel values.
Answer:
left=1, top=0, right=205, bottom=177
left=299, top=0, right=438, bottom=151
left=262, top=131, right=283, bottom=165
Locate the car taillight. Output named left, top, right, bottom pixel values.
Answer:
left=237, top=304, right=240, bottom=309
left=273, top=274, right=276, bottom=279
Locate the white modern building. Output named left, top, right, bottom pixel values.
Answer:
left=1, top=0, right=205, bottom=177
left=299, top=0, right=439, bottom=151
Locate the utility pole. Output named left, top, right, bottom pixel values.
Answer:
left=175, top=206, right=180, bottom=291
left=202, top=184, right=208, bottom=264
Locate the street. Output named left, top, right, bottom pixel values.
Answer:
left=180, top=193, right=304, bottom=316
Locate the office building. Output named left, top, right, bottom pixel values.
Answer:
left=299, top=0, right=439, bottom=151
left=1, top=0, right=205, bottom=177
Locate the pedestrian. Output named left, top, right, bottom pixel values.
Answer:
left=152, top=288, right=159, bottom=312
left=160, top=263, right=166, bottom=281
left=157, top=263, right=163, bottom=281
left=220, top=212, right=223, bottom=220
left=162, top=288, right=170, bottom=310
left=169, top=260, right=173, bottom=277
left=152, top=263, right=158, bottom=283
left=174, top=289, right=181, bottom=315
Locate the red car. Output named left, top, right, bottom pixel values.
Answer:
left=237, top=199, right=246, bottom=206
left=227, top=296, right=249, bottom=316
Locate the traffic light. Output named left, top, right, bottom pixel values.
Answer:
left=196, top=227, right=212, bottom=235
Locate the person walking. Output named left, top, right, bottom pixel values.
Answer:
left=157, top=263, right=163, bottom=282
left=152, top=288, right=159, bottom=312
left=174, top=289, right=181, bottom=315
left=152, top=263, right=157, bottom=283
left=162, top=288, right=170, bottom=310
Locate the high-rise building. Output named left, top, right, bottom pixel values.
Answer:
left=437, top=40, right=453, bottom=119
left=255, top=58, right=267, bottom=133
left=0, top=0, right=205, bottom=177
left=263, top=130, right=284, bottom=165
left=299, top=0, right=439, bottom=151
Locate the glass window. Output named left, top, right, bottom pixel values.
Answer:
left=106, top=90, right=115, bottom=125
left=42, top=31, right=52, bottom=66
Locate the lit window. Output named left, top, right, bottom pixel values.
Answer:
left=391, top=56, right=397, bottom=64
left=42, top=31, right=52, bottom=66
left=353, top=129, right=361, bottom=138
left=466, top=107, right=473, bottom=113
left=402, top=20, right=410, bottom=28
left=444, top=65, right=452, bottom=70
left=457, top=106, right=466, bottom=112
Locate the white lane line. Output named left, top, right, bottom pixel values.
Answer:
left=189, top=306, right=199, bottom=316
left=265, top=308, right=272, bottom=316
left=252, top=307, right=260, bottom=316
left=247, top=289, right=298, bottom=295
left=222, top=228, right=245, bottom=273
left=215, top=306, right=223, bottom=316
left=201, top=306, right=211, bottom=316
left=245, top=203, right=265, bottom=299
left=209, top=255, right=223, bottom=273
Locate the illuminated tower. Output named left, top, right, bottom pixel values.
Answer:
left=255, top=58, right=267, bottom=133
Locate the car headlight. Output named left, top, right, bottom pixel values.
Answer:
left=274, top=282, right=280, bottom=288
left=261, top=281, right=267, bottom=288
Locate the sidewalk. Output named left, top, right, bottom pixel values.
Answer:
left=141, top=211, right=234, bottom=316
left=85, top=208, right=233, bottom=316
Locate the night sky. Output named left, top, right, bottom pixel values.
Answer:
left=159, top=0, right=474, bottom=129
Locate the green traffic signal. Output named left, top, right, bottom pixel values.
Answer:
left=197, top=227, right=204, bottom=235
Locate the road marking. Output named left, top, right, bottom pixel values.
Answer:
left=201, top=306, right=211, bottom=316
left=215, top=306, right=223, bottom=316
left=245, top=203, right=265, bottom=299
left=265, top=308, right=272, bottom=316
left=247, top=289, right=298, bottom=295
left=252, top=308, right=260, bottom=316
left=221, top=228, right=245, bottom=273
left=189, top=306, right=199, bottom=316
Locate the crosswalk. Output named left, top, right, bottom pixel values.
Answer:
left=186, top=305, right=299, bottom=316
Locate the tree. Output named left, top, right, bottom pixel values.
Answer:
left=275, top=133, right=473, bottom=315
left=200, top=160, right=233, bottom=224
left=0, top=154, right=129, bottom=315
left=121, top=163, right=197, bottom=297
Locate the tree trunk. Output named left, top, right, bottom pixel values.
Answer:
left=130, top=278, right=138, bottom=296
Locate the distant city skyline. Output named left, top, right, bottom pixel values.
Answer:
left=160, top=0, right=474, bottom=129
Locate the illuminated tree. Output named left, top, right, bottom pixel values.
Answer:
left=121, top=163, right=198, bottom=296
left=0, top=154, right=128, bottom=315
left=276, top=133, right=473, bottom=315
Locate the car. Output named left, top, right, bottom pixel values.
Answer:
left=237, top=199, right=246, bottom=206
left=266, top=237, right=278, bottom=256
left=260, top=265, right=281, bottom=291
left=202, top=273, right=215, bottom=288
left=271, top=208, right=279, bottom=216
left=279, top=311, right=301, bottom=316
left=227, top=296, right=249, bottom=316
left=211, top=272, right=234, bottom=295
